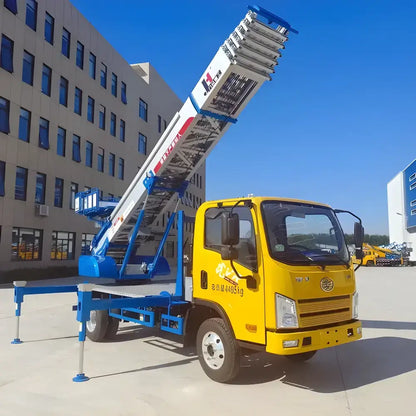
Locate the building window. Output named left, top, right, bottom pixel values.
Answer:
left=121, top=81, right=127, bottom=104
left=38, top=117, right=49, bottom=149
left=139, top=99, right=148, bottom=121
left=41, top=64, right=52, bottom=96
left=109, top=153, right=115, bottom=176
left=89, top=52, right=96, bottom=79
left=118, top=157, right=124, bottom=180
left=59, top=76, right=68, bottom=106
left=87, top=96, right=94, bottom=123
left=18, top=108, right=31, bottom=142
left=22, top=50, right=34, bottom=85
left=25, top=0, right=37, bottom=31
left=409, top=173, right=416, bottom=182
left=97, top=147, right=104, bottom=172
left=69, top=182, right=78, bottom=209
left=99, top=105, right=105, bottom=130
left=76, top=41, right=84, bottom=69
left=72, top=134, right=81, bottom=162
left=12, top=227, right=42, bottom=261
left=120, top=119, right=125, bottom=142
left=158, top=115, right=162, bottom=133
left=74, top=87, right=82, bottom=115
left=51, top=231, right=75, bottom=260
left=100, top=62, right=107, bottom=88
left=0, top=160, right=5, bottom=196
left=0, top=97, right=10, bottom=133
left=81, top=233, right=95, bottom=255
left=61, top=28, right=70, bottom=58
left=4, top=0, right=17, bottom=14
left=165, top=241, right=175, bottom=258
left=110, top=112, right=116, bottom=136
left=111, top=72, right=117, bottom=97
left=35, top=172, right=46, bottom=204
left=138, top=133, right=147, bottom=155
left=85, top=140, right=93, bottom=167
left=15, top=166, right=28, bottom=200
left=54, top=177, right=63, bottom=207
left=57, top=127, right=66, bottom=157
left=0, top=35, right=14, bottom=73
left=44, top=12, right=54, bottom=44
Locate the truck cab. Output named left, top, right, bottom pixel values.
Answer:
left=191, top=196, right=362, bottom=381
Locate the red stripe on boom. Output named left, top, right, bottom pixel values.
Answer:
left=153, top=117, right=194, bottom=174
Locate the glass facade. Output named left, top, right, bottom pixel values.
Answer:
left=38, top=117, right=49, bottom=149
left=51, top=231, right=75, bottom=260
left=18, top=108, right=31, bottom=142
left=44, top=12, right=54, bottom=44
left=12, top=227, right=42, bottom=261
left=22, top=50, right=34, bottom=85
left=35, top=172, right=46, bottom=204
left=15, top=166, right=28, bottom=201
left=0, top=35, right=13, bottom=72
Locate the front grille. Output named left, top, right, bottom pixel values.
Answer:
left=298, top=295, right=351, bottom=328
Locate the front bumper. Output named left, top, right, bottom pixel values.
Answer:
left=266, top=320, right=362, bottom=355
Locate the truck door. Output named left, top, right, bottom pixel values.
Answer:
left=193, top=204, right=265, bottom=345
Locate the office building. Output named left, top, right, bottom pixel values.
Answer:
left=0, top=0, right=205, bottom=275
left=387, top=159, right=415, bottom=262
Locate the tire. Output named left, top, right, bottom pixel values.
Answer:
left=86, top=309, right=109, bottom=342
left=196, top=317, right=240, bottom=383
left=105, top=309, right=120, bottom=339
left=286, top=350, right=317, bottom=362
left=366, top=260, right=374, bottom=267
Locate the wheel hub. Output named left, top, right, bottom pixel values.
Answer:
left=202, top=331, right=225, bottom=369
left=86, top=310, right=97, bottom=332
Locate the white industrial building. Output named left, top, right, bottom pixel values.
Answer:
left=0, top=0, right=205, bottom=276
left=387, top=159, right=416, bottom=262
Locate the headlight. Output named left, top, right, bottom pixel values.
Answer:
left=276, top=294, right=298, bottom=328
left=352, top=291, right=359, bottom=319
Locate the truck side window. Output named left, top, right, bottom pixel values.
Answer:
left=205, top=206, right=257, bottom=271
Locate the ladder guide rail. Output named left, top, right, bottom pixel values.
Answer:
left=75, top=6, right=295, bottom=278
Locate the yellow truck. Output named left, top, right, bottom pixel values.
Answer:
left=77, top=196, right=364, bottom=383
left=188, top=196, right=363, bottom=381
left=353, top=243, right=401, bottom=266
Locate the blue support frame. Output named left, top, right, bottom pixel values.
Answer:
left=72, top=210, right=188, bottom=381
left=11, top=283, right=78, bottom=344
left=118, top=208, right=147, bottom=279
left=78, top=174, right=189, bottom=280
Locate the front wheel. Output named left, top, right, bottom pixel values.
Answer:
left=86, top=309, right=109, bottom=342
left=196, top=317, right=240, bottom=383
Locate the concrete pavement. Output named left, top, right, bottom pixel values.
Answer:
left=0, top=267, right=415, bottom=415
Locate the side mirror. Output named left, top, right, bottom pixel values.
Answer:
left=221, top=246, right=238, bottom=261
left=354, top=222, right=364, bottom=247
left=221, top=212, right=239, bottom=246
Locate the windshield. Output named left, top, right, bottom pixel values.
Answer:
left=261, top=201, right=349, bottom=266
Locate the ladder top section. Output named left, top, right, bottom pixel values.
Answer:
left=248, top=5, right=299, bottom=34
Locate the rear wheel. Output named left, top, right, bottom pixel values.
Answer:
left=366, top=260, right=375, bottom=266
left=105, top=310, right=120, bottom=339
left=286, top=350, right=317, bottom=362
left=196, top=317, right=240, bottom=383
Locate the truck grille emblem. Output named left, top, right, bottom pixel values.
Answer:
left=320, top=277, right=334, bottom=292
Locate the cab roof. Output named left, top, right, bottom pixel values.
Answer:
left=201, top=196, right=332, bottom=209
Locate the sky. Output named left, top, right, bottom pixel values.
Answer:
left=70, top=0, right=416, bottom=235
